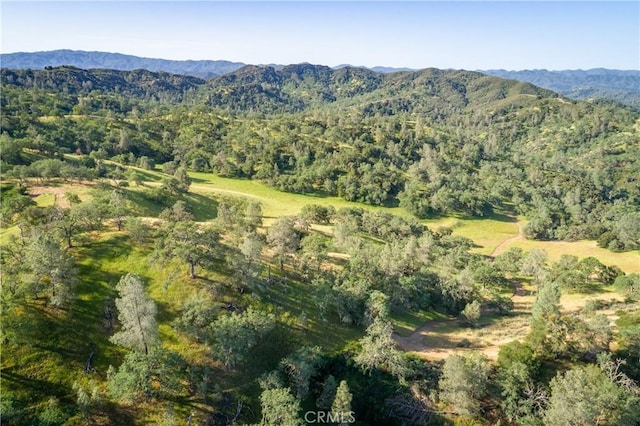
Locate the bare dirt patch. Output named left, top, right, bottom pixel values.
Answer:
left=393, top=281, right=633, bottom=361
left=394, top=310, right=531, bottom=361
left=28, top=182, right=96, bottom=208
left=29, top=186, right=73, bottom=208
left=394, top=276, right=536, bottom=361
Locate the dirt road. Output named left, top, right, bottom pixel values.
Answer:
left=490, top=221, right=523, bottom=257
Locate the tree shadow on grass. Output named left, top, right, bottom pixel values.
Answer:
left=453, top=210, right=517, bottom=223
left=1, top=366, right=70, bottom=400
left=183, top=192, right=219, bottom=222
left=569, top=282, right=613, bottom=295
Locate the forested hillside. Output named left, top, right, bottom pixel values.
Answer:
left=3, top=65, right=639, bottom=247
left=1, top=64, right=639, bottom=425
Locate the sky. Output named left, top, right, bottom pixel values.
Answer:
left=1, top=1, right=639, bottom=70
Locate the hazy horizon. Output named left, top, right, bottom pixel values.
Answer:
left=4, top=48, right=640, bottom=72
left=2, top=1, right=639, bottom=71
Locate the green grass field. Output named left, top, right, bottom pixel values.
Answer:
left=188, top=171, right=410, bottom=219
left=422, top=213, right=520, bottom=255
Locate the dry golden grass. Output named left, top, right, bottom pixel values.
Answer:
left=510, top=239, right=639, bottom=274
left=412, top=313, right=532, bottom=361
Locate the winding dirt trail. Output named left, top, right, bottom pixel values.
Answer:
left=490, top=221, right=523, bottom=257
left=393, top=317, right=459, bottom=353
left=393, top=220, right=529, bottom=360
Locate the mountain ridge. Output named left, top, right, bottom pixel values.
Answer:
left=2, top=49, right=639, bottom=107
left=2, top=63, right=560, bottom=115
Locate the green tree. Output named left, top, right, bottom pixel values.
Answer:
left=528, top=281, right=564, bottom=357
left=125, top=217, right=152, bottom=244
left=544, top=361, right=640, bottom=425
left=173, top=166, right=191, bottom=193
left=612, top=212, right=640, bottom=250
left=73, top=380, right=101, bottom=421
left=497, top=341, right=543, bottom=423
left=333, top=216, right=360, bottom=251
left=460, top=300, right=481, bottom=327
left=51, top=205, right=88, bottom=248
left=108, top=347, right=184, bottom=402
left=108, top=189, right=129, bottom=231
left=300, top=232, right=329, bottom=274
left=519, top=248, right=548, bottom=282
left=497, top=340, right=539, bottom=375
left=0, top=186, right=36, bottom=225
left=110, top=273, right=158, bottom=355
left=231, top=231, right=265, bottom=291
left=614, top=273, right=640, bottom=295
left=279, top=346, right=322, bottom=399
left=438, top=353, right=490, bottom=418
left=300, top=204, right=335, bottom=225
left=365, top=290, right=390, bottom=324
left=259, top=387, right=302, bottom=426
left=354, top=317, right=408, bottom=380
left=493, top=247, right=524, bottom=274
left=209, top=308, right=276, bottom=370
left=156, top=221, right=218, bottom=279
left=37, top=397, right=67, bottom=426
left=137, top=155, right=154, bottom=170
left=245, top=201, right=264, bottom=230
left=25, top=232, right=76, bottom=307
left=499, top=361, right=544, bottom=424
left=173, top=290, right=217, bottom=340
left=159, top=200, right=193, bottom=223
left=331, top=380, right=353, bottom=426
left=216, top=197, right=247, bottom=232
left=267, top=217, right=301, bottom=270
left=531, top=281, right=561, bottom=321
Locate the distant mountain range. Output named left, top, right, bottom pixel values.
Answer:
left=2, top=49, right=639, bottom=107
left=0, top=49, right=244, bottom=79
left=482, top=69, right=640, bottom=109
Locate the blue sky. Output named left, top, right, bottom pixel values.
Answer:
left=2, top=1, right=638, bottom=70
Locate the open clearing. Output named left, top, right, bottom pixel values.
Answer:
left=188, top=171, right=410, bottom=219
left=15, top=172, right=639, bottom=276
left=394, top=281, right=635, bottom=361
